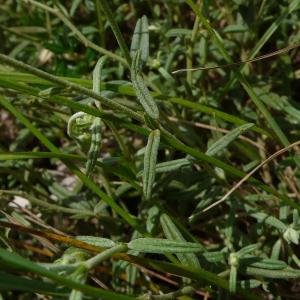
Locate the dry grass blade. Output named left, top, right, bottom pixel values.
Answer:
left=172, top=42, right=300, bottom=73
left=202, top=140, right=300, bottom=213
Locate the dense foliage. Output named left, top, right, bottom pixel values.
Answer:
left=1, top=0, right=300, bottom=299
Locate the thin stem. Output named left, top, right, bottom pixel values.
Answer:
left=97, top=0, right=131, bottom=66
left=149, top=286, right=195, bottom=300
left=186, top=0, right=291, bottom=148
left=0, top=54, right=143, bottom=122
left=0, top=190, right=94, bottom=216
left=94, top=0, right=106, bottom=48
left=84, top=244, right=128, bottom=270
left=22, top=0, right=127, bottom=66
left=167, top=116, right=264, bottom=150
left=186, top=16, right=199, bottom=85
left=0, top=95, right=143, bottom=232
left=202, top=139, right=300, bottom=213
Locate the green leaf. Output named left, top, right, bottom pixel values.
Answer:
left=131, top=50, right=159, bottom=119
left=0, top=95, right=143, bottom=232
left=0, top=248, right=136, bottom=300
left=166, top=28, right=193, bottom=37
left=143, top=129, right=160, bottom=200
left=251, top=212, right=287, bottom=231
left=239, top=255, right=287, bottom=270
left=128, top=238, right=203, bottom=254
left=160, top=213, right=202, bottom=267
left=130, top=15, right=149, bottom=65
left=241, top=266, right=300, bottom=279
left=206, top=123, right=254, bottom=156
left=236, top=244, right=259, bottom=257
left=85, top=56, right=107, bottom=177
left=0, top=272, right=69, bottom=296
left=92, top=56, right=107, bottom=96
left=137, top=158, right=191, bottom=177
left=70, top=0, right=82, bottom=17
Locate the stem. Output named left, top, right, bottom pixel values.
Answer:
left=0, top=190, right=93, bottom=216
left=186, top=0, right=290, bottom=147
left=94, top=0, right=106, bottom=48
left=84, top=244, right=128, bottom=270
left=149, top=286, right=195, bottom=300
left=22, top=0, right=127, bottom=66
left=97, top=0, right=131, bottom=66
left=0, top=95, right=144, bottom=232
left=186, top=16, right=199, bottom=86
left=0, top=54, right=143, bottom=122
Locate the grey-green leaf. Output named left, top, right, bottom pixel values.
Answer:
left=160, top=213, right=202, bottom=267
left=143, top=129, right=160, bottom=200
left=137, top=158, right=191, bottom=177
left=76, top=236, right=116, bottom=248
left=93, top=56, right=107, bottom=98
left=85, top=56, right=106, bottom=176
left=206, top=123, right=254, bottom=156
left=131, top=50, right=159, bottom=119
left=130, top=15, right=149, bottom=65
left=251, top=212, right=287, bottom=231
left=240, top=255, right=287, bottom=270
left=128, top=238, right=203, bottom=254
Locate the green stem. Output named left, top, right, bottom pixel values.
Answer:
left=186, top=16, right=199, bottom=86
left=0, top=190, right=93, bottom=216
left=22, top=0, right=126, bottom=66
left=149, top=286, right=195, bottom=300
left=0, top=54, right=142, bottom=122
left=84, top=244, right=128, bottom=270
left=97, top=0, right=131, bottom=66
left=0, top=95, right=144, bottom=233
left=186, top=0, right=290, bottom=147
left=94, top=0, right=106, bottom=48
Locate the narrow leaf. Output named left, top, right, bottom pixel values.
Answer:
left=76, top=236, right=116, bottom=248
left=0, top=248, right=136, bottom=300
left=143, top=129, right=160, bottom=200
left=128, top=238, right=203, bottom=254
left=130, top=15, right=149, bottom=65
left=137, top=158, right=191, bottom=177
left=160, top=213, right=202, bottom=267
left=131, top=50, right=159, bottom=119
left=206, top=123, right=254, bottom=156
left=85, top=56, right=107, bottom=177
